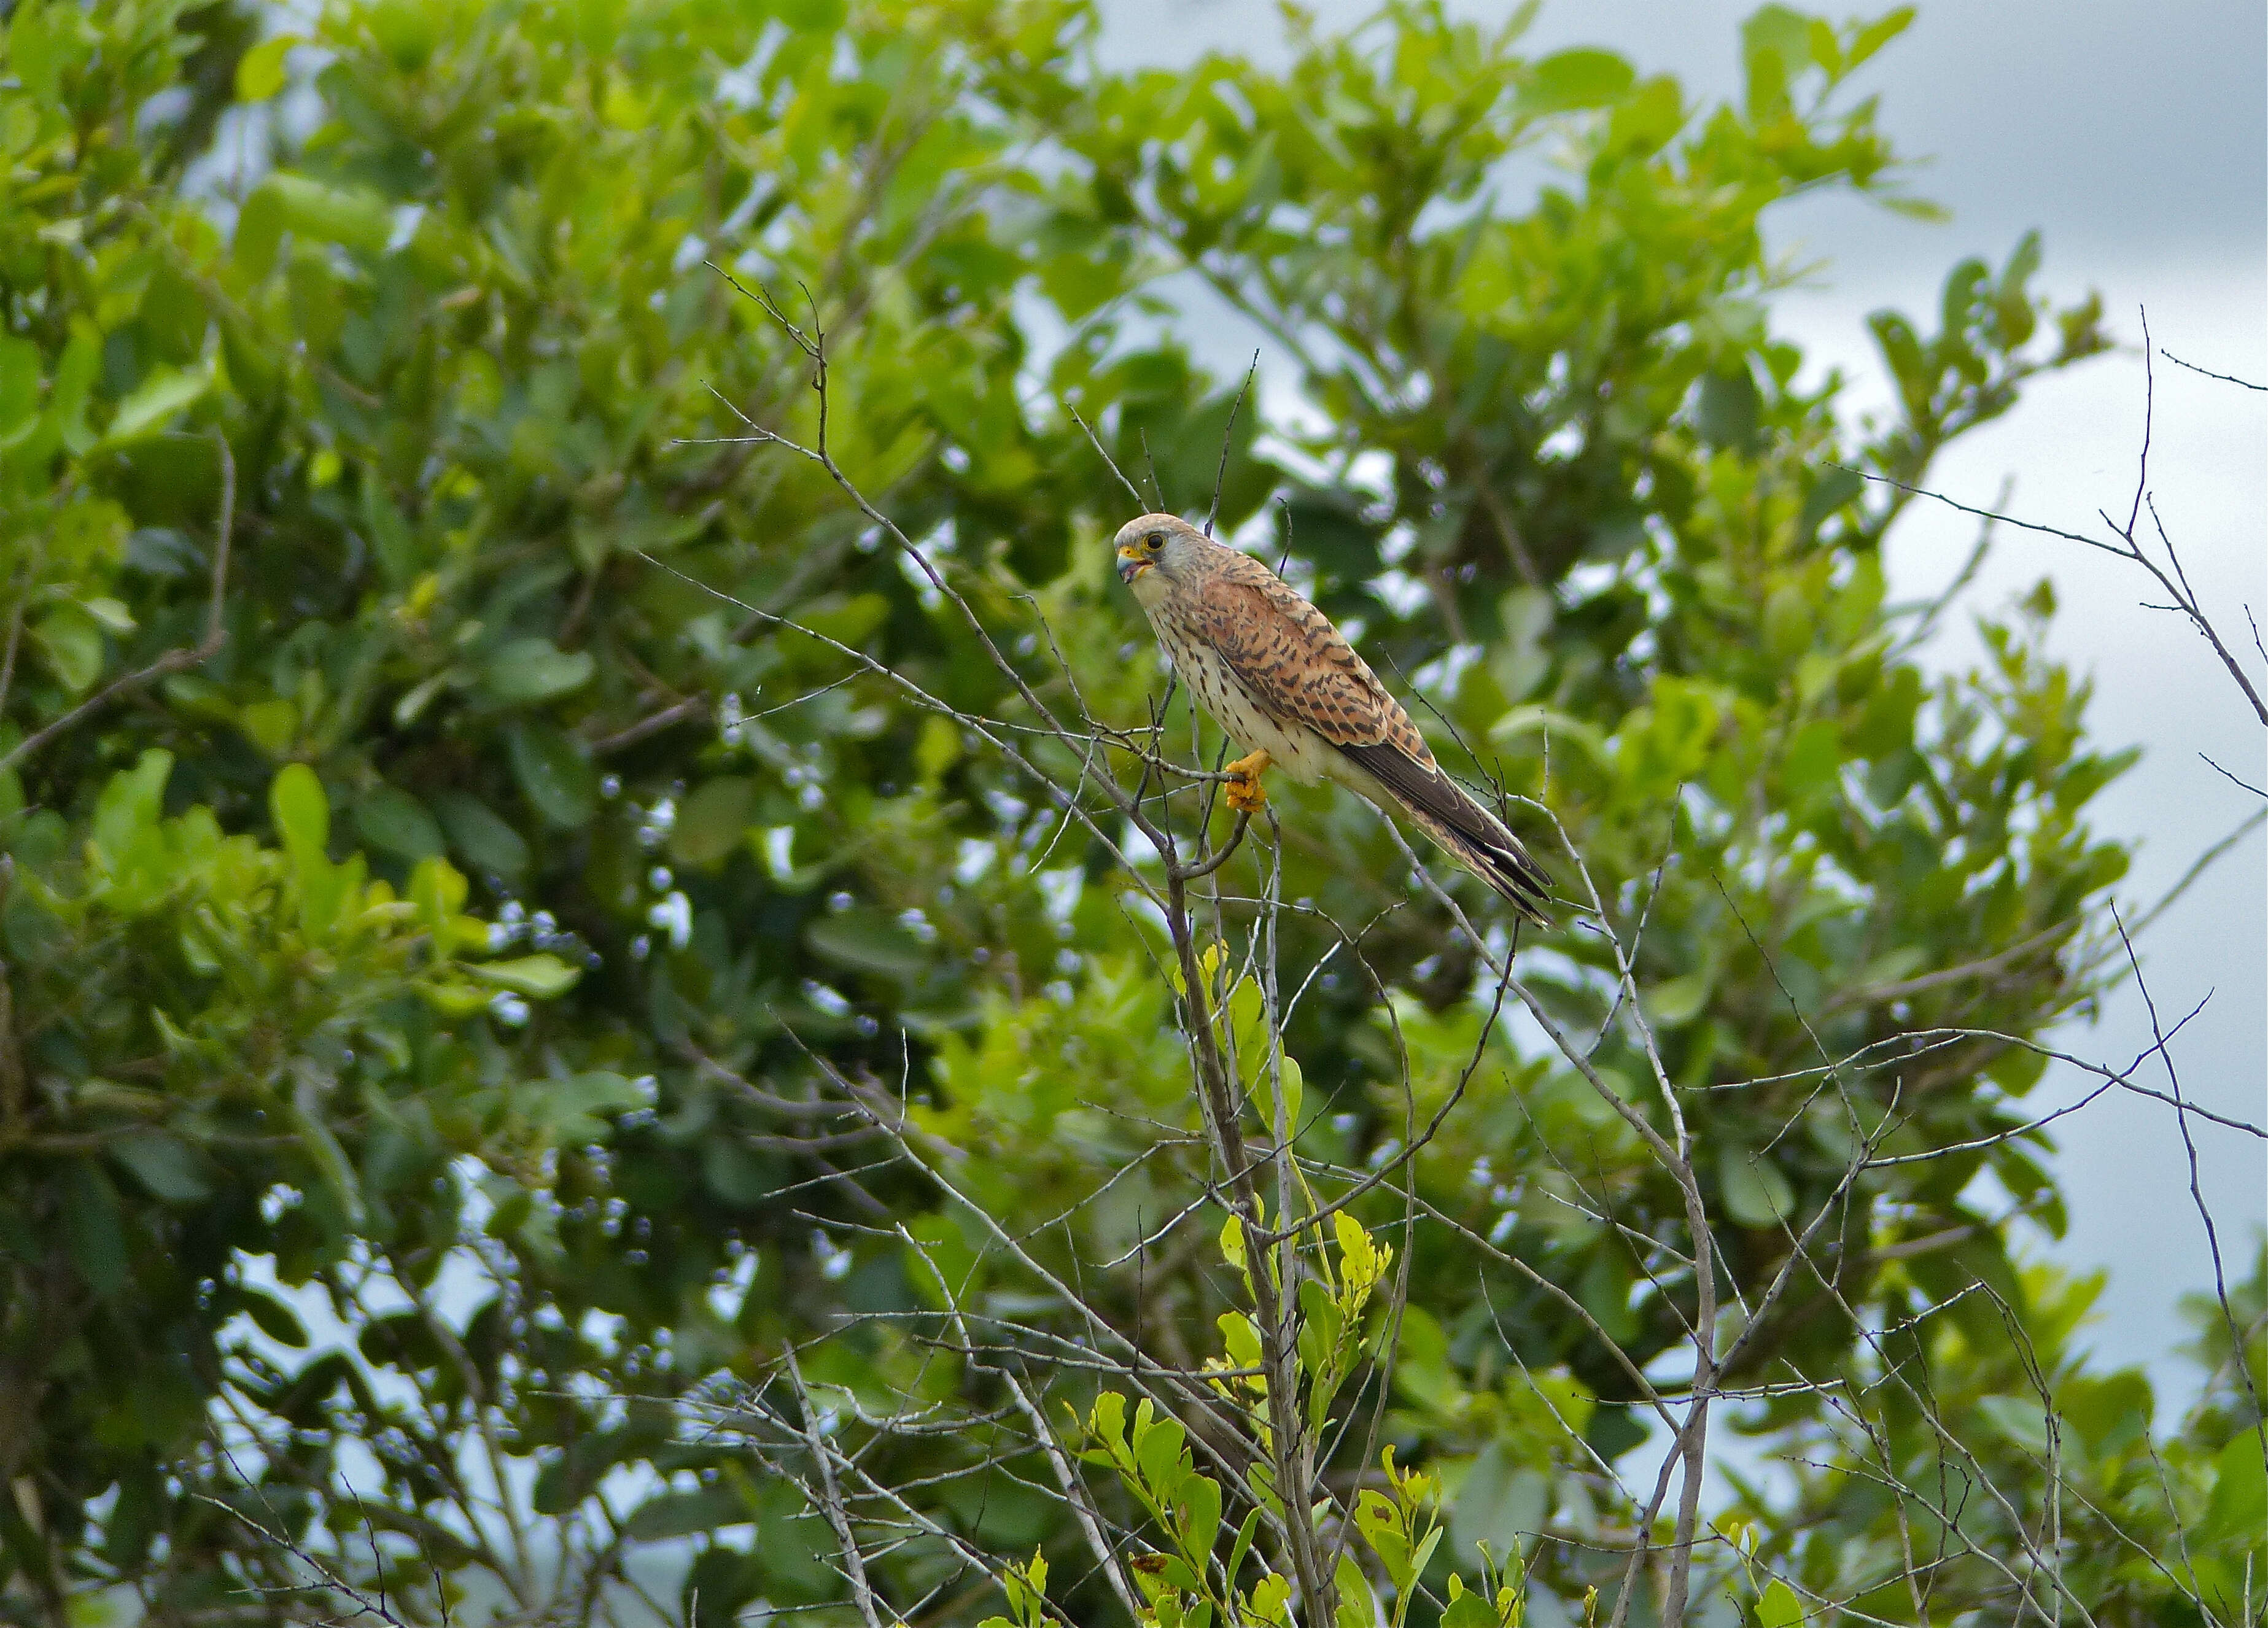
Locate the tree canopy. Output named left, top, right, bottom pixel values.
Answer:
left=0, top=1, right=2258, bottom=1624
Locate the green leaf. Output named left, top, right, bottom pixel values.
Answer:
left=1694, top=365, right=1762, bottom=452
left=238, top=697, right=298, bottom=756
left=63, top=1160, right=129, bottom=1299
left=1257, top=1050, right=1302, bottom=1138
left=1995, top=229, right=2042, bottom=347
left=1974, top=1395, right=2051, bottom=1457
left=1450, top=1444, right=1547, bottom=1567
left=0, top=335, right=40, bottom=438
left=101, top=366, right=210, bottom=446
left=1408, top=1524, right=1443, bottom=1588
left=1868, top=311, right=1932, bottom=420
left=2205, top=1432, right=2268, bottom=1544
left=1440, top=1582, right=1494, bottom=1628
left=1519, top=48, right=1635, bottom=115
left=235, top=33, right=301, bottom=101
left=624, top=1484, right=745, bottom=1543
left=8, top=1, right=66, bottom=104
left=702, top=1139, right=785, bottom=1206
left=1741, top=5, right=1810, bottom=113
left=1847, top=7, right=1916, bottom=70
left=1087, top=1391, right=1128, bottom=1459
left=670, top=777, right=756, bottom=867
left=1719, top=1145, right=1795, bottom=1229
left=1040, top=247, right=1125, bottom=323
left=1641, top=972, right=1710, bottom=1026
left=1135, top=1414, right=1189, bottom=1499
left=1280, top=485, right=1386, bottom=584
left=239, top=1288, right=310, bottom=1347
left=354, top=785, right=444, bottom=861
left=806, top=910, right=928, bottom=978
left=1605, top=73, right=1685, bottom=155
left=49, top=325, right=100, bottom=452
left=110, top=1131, right=212, bottom=1203
left=362, top=478, right=417, bottom=584
left=233, top=183, right=285, bottom=282
left=90, top=750, right=173, bottom=873
left=507, top=722, right=596, bottom=829
left=1797, top=464, right=1864, bottom=540
left=80, top=597, right=135, bottom=635
left=257, top=172, right=390, bottom=254
left=1781, top=719, right=1842, bottom=800
left=431, top=789, right=531, bottom=879
left=527, top=1071, right=647, bottom=1145
left=271, top=763, right=330, bottom=858
left=31, top=603, right=105, bottom=693
left=481, top=637, right=595, bottom=706
left=1354, top=1489, right=1410, bottom=1586
left=1335, top=1553, right=1381, bottom=1628
left=468, top=954, right=581, bottom=999
left=1389, top=1305, right=1460, bottom=1414
left=1177, top=1471, right=1221, bottom=1559
left=532, top=1417, right=671, bottom=1514
left=1225, top=1506, right=1264, bottom=1603
left=1757, top=1578, right=1803, bottom=1628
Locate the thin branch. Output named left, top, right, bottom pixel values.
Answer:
left=1205, top=351, right=1260, bottom=538
left=2111, top=904, right=2268, bottom=1469
left=589, top=694, right=709, bottom=755
left=1066, top=401, right=1146, bottom=511
left=193, top=1490, right=411, bottom=1628
left=2158, top=348, right=2266, bottom=391
left=1837, top=445, right=2268, bottom=727
left=785, top=1342, right=890, bottom=1628
left=2196, top=750, right=2266, bottom=799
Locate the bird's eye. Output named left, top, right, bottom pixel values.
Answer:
left=1144, top=532, right=1164, bottom=551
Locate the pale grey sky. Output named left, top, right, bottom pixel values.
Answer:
left=1093, top=0, right=2268, bottom=1397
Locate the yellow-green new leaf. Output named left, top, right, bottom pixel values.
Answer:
left=468, top=955, right=581, bottom=998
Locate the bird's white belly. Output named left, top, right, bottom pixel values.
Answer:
left=1166, top=640, right=1335, bottom=786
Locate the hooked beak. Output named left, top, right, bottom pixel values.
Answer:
left=1117, top=547, right=1151, bottom=586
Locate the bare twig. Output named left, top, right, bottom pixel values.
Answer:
left=785, top=1342, right=890, bottom=1628
left=1066, top=400, right=1147, bottom=511
left=2110, top=905, right=2268, bottom=1471
left=2157, top=348, right=2265, bottom=391
left=1205, top=351, right=1260, bottom=539
left=589, top=694, right=709, bottom=755
left=1835, top=446, right=2268, bottom=727
left=2196, top=750, right=2266, bottom=799
left=193, top=1488, right=411, bottom=1628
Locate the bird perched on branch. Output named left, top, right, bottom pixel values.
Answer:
left=1115, top=512, right=1552, bottom=924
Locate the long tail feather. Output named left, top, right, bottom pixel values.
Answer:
left=1401, top=802, right=1553, bottom=926
left=1337, top=742, right=1552, bottom=924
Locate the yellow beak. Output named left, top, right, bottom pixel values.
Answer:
left=1117, top=546, right=1151, bottom=584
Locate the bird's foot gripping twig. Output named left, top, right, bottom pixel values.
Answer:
left=1222, top=748, right=1271, bottom=812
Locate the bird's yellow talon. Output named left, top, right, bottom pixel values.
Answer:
left=1224, top=749, right=1271, bottom=813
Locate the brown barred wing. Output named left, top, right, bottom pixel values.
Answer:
left=1184, top=553, right=1551, bottom=923
left=1181, top=557, right=1404, bottom=750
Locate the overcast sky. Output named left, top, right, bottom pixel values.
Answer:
left=1091, top=0, right=2268, bottom=1401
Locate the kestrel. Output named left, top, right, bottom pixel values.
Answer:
left=1115, top=513, right=1551, bottom=924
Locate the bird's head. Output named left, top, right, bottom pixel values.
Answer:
left=1112, top=513, right=1205, bottom=603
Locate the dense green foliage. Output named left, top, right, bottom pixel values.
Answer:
left=0, top=0, right=2258, bottom=1624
